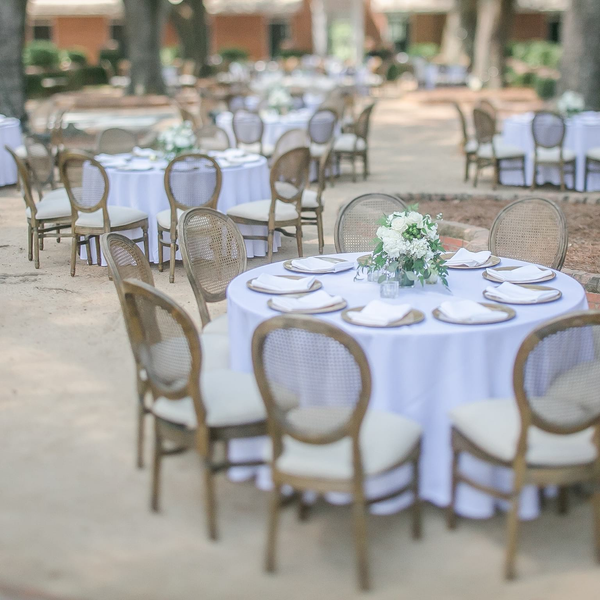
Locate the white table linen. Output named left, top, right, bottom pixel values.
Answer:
left=501, top=111, right=600, bottom=190
left=226, top=253, right=587, bottom=519
left=0, top=117, right=22, bottom=187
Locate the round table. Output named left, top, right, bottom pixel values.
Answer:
left=501, top=111, right=600, bottom=191
left=83, top=153, right=277, bottom=262
left=0, top=117, right=22, bottom=187
left=226, top=253, right=587, bottom=518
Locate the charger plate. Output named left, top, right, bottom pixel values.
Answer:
left=483, top=284, right=561, bottom=305
left=483, top=266, right=555, bottom=284
left=432, top=302, right=516, bottom=325
left=247, top=275, right=322, bottom=295
left=267, top=296, right=347, bottom=314
left=442, top=252, right=500, bottom=269
left=284, top=257, right=351, bottom=274
left=341, top=307, right=425, bottom=328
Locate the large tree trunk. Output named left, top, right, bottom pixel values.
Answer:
left=472, top=0, right=515, bottom=88
left=0, top=0, right=28, bottom=122
left=170, top=0, right=208, bottom=75
left=123, top=0, right=168, bottom=95
left=560, top=0, right=600, bottom=109
left=440, top=0, right=477, bottom=67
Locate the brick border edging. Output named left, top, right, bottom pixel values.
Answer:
left=402, top=191, right=600, bottom=205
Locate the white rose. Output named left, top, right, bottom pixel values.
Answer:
left=405, top=212, right=424, bottom=229
left=390, top=216, right=407, bottom=234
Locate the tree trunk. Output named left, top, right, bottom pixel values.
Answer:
left=440, top=0, right=478, bottom=67
left=472, top=0, right=514, bottom=88
left=560, top=0, right=600, bottom=109
left=123, top=0, right=168, bottom=95
left=170, top=0, right=208, bottom=75
left=459, top=0, right=478, bottom=67
left=0, top=0, right=28, bottom=122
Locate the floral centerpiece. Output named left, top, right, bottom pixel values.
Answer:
left=267, top=84, right=293, bottom=115
left=557, top=91, right=585, bottom=118
left=359, top=206, right=449, bottom=287
left=157, top=121, right=196, bottom=158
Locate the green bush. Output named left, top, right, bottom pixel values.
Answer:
left=25, top=70, right=68, bottom=98
left=408, top=43, right=439, bottom=60
left=64, top=48, right=88, bottom=66
left=99, top=47, right=124, bottom=72
left=535, top=76, right=557, bottom=100
left=219, top=47, right=249, bottom=62
left=24, top=41, right=61, bottom=69
left=161, top=46, right=180, bottom=66
left=508, top=41, right=562, bottom=69
left=80, top=65, right=109, bottom=86
left=278, top=48, right=309, bottom=59
left=367, top=48, right=394, bottom=61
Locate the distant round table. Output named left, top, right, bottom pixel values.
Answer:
left=226, top=253, right=587, bottom=519
left=0, top=117, right=22, bottom=187
left=501, top=111, right=600, bottom=191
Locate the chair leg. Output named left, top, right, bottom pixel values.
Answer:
left=33, top=226, right=40, bottom=269
left=150, top=421, right=162, bottom=512
left=157, top=229, right=164, bottom=272
left=85, top=239, right=93, bottom=265
left=522, top=158, right=527, bottom=187
left=136, top=388, right=146, bottom=469
left=203, top=456, right=218, bottom=540
left=353, top=488, right=370, bottom=591
left=557, top=486, right=569, bottom=515
left=363, top=151, right=368, bottom=180
left=70, top=235, right=78, bottom=277
left=297, top=493, right=311, bottom=521
left=95, top=235, right=102, bottom=266
left=531, top=160, right=537, bottom=191
left=447, top=448, right=459, bottom=530
left=39, top=223, right=44, bottom=251
left=412, top=457, right=422, bottom=540
left=493, top=160, right=500, bottom=190
left=584, top=159, right=589, bottom=192
left=351, top=154, right=357, bottom=183
left=504, top=465, right=525, bottom=580
left=559, top=165, right=565, bottom=193
left=316, top=210, right=324, bottom=255
left=265, top=485, right=281, bottom=573
left=267, top=230, right=274, bottom=263
left=295, top=225, right=303, bottom=258
left=27, top=222, right=33, bottom=261
left=143, top=226, right=150, bottom=259
left=473, top=164, right=480, bottom=188
left=464, top=156, right=470, bottom=182
left=593, top=480, right=600, bottom=563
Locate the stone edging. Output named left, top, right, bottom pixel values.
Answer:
left=401, top=191, right=600, bottom=205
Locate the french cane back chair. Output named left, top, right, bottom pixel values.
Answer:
left=473, top=108, right=525, bottom=189
left=158, top=153, right=222, bottom=283
left=195, top=125, right=231, bottom=152
left=227, top=147, right=311, bottom=262
left=447, top=311, right=600, bottom=579
left=175, top=100, right=202, bottom=130
left=178, top=207, right=246, bottom=335
left=6, top=146, right=71, bottom=269
left=122, top=280, right=267, bottom=540
left=96, top=127, right=137, bottom=155
left=228, top=94, right=248, bottom=113
left=307, top=108, right=338, bottom=178
left=270, top=128, right=309, bottom=165
left=333, top=103, right=375, bottom=182
left=23, top=134, right=57, bottom=197
left=489, top=197, right=568, bottom=270
left=452, top=102, right=477, bottom=182
left=334, top=193, right=406, bottom=253
left=531, top=111, right=575, bottom=192
left=252, top=315, right=422, bottom=591
left=101, top=233, right=155, bottom=469
left=232, top=109, right=266, bottom=155
left=60, top=151, right=149, bottom=276
left=478, top=99, right=498, bottom=123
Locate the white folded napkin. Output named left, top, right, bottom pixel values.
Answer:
left=291, top=257, right=354, bottom=273
left=346, top=300, right=411, bottom=326
left=445, top=248, right=491, bottom=267
left=271, top=290, right=342, bottom=312
left=223, top=148, right=245, bottom=158
left=96, top=153, right=130, bottom=163
left=485, top=282, right=558, bottom=303
left=252, top=274, right=315, bottom=293
left=132, top=146, right=156, bottom=157
left=486, top=264, right=552, bottom=283
left=438, top=300, right=506, bottom=323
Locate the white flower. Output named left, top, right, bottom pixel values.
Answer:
left=558, top=91, right=585, bottom=115
left=405, top=212, right=424, bottom=229
left=390, top=216, right=407, bottom=234
left=427, top=224, right=438, bottom=240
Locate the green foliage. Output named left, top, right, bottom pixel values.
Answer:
left=161, top=46, right=180, bottom=66
left=99, top=47, right=124, bottom=72
left=219, top=47, right=249, bottom=62
left=25, top=66, right=109, bottom=99
left=64, top=48, right=88, bottom=66
left=408, top=43, right=439, bottom=60
left=367, top=48, right=394, bottom=61
left=278, top=48, right=309, bottom=59
left=508, top=41, right=562, bottom=69
left=23, top=41, right=61, bottom=69
left=535, top=76, right=557, bottom=100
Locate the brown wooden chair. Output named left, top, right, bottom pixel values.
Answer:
left=195, top=125, right=231, bottom=152
left=452, top=102, right=477, bottom=182
left=252, top=315, right=422, bottom=591
left=96, top=127, right=137, bottom=155
left=473, top=108, right=525, bottom=189
left=447, top=311, right=600, bottom=579
left=158, top=153, right=222, bottom=283
left=308, top=108, right=337, bottom=178
left=6, top=146, right=71, bottom=269
left=232, top=109, right=272, bottom=156
left=531, top=111, right=576, bottom=192
left=60, top=151, right=149, bottom=276
left=178, top=207, right=246, bottom=336
left=227, top=147, right=311, bottom=262
left=334, top=103, right=375, bottom=182
left=334, top=193, right=406, bottom=253
left=23, top=134, right=57, bottom=197
left=270, top=128, right=309, bottom=165
left=175, top=100, right=202, bottom=130
left=489, top=197, right=568, bottom=270
left=122, top=280, right=267, bottom=540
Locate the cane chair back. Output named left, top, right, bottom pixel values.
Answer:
left=473, top=108, right=496, bottom=146
left=6, top=146, right=38, bottom=217
left=334, top=193, right=407, bottom=253
left=316, top=142, right=334, bottom=196
left=178, top=207, right=247, bottom=327
left=291, top=93, right=305, bottom=110
left=228, top=95, right=247, bottom=113
left=97, top=128, right=137, bottom=155
left=489, top=197, right=568, bottom=270
left=232, top=109, right=264, bottom=146
left=308, top=109, right=338, bottom=145
left=60, top=152, right=109, bottom=219
left=532, top=111, right=566, bottom=149
left=195, top=125, right=231, bottom=152
left=355, top=104, right=375, bottom=141
left=272, top=128, right=309, bottom=164
left=176, top=102, right=202, bottom=129
left=514, top=311, right=600, bottom=437
left=50, top=106, right=69, bottom=149
left=252, top=315, right=371, bottom=447
left=478, top=99, right=497, bottom=121
left=453, top=102, right=469, bottom=148
left=271, top=147, right=311, bottom=207
left=23, top=134, right=55, bottom=195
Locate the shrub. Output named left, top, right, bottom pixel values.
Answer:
left=535, top=76, right=557, bottom=100
left=367, top=48, right=394, bottom=61
left=24, top=41, right=61, bottom=69
left=161, top=46, right=180, bottom=66
left=508, top=41, right=562, bottom=69
left=219, top=47, right=249, bottom=62
left=80, top=65, right=109, bottom=86
left=278, top=48, right=309, bottom=59
left=99, top=47, right=124, bottom=72
left=408, top=43, right=439, bottom=60
left=64, top=48, right=88, bottom=66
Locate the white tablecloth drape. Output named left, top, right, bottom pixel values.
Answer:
left=0, top=117, right=22, bottom=187
left=225, top=253, right=587, bottom=519
left=82, top=155, right=277, bottom=263
left=501, top=111, right=600, bottom=191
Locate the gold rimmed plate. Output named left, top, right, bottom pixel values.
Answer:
left=482, top=284, right=562, bottom=305
left=247, top=275, right=322, bottom=295
left=283, top=257, right=351, bottom=274
left=442, top=252, right=500, bottom=269
left=341, top=307, right=425, bottom=328
left=432, top=302, right=516, bottom=325
left=482, top=266, right=556, bottom=284
left=267, top=296, right=347, bottom=315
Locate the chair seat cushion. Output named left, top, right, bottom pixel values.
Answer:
left=534, top=147, right=576, bottom=163
left=43, top=187, right=69, bottom=203
left=465, top=135, right=502, bottom=154
left=334, top=133, right=366, bottom=153
left=26, top=194, right=71, bottom=220
left=238, top=142, right=274, bottom=157
left=301, top=189, right=319, bottom=209
left=203, top=314, right=228, bottom=336
left=15, top=145, right=27, bottom=159
left=76, top=206, right=148, bottom=229
left=200, top=333, right=230, bottom=371
left=151, top=369, right=266, bottom=429
left=156, top=208, right=184, bottom=230
left=310, top=142, right=330, bottom=158
left=227, top=199, right=299, bottom=222
left=450, top=398, right=597, bottom=467
left=477, top=143, right=525, bottom=160
left=586, top=147, right=600, bottom=162
left=271, top=410, right=422, bottom=480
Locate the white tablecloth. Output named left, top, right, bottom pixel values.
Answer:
left=0, top=117, right=22, bottom=187
left=226, top=253, right=587, bottom=519
left=83, top=154, right=277, bottom=262
left=501, top=111, right=600, bottom=190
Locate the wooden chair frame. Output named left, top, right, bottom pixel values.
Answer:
left=335, top=104, right=375, bottom=183
left=96, top=127, right=138, bottom=155
left=194, top=125, right=231, bottom=152
left=584, top=153, right=600, bottom=192
left=452, top=101, right=477, bottom=182
left=232, top=109, right=264, bottom=155
left=23, top=133, right=57, bottom=198
left=308, top=108, right=338, bottom=181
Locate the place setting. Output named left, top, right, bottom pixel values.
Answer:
left=442, top=248, right=500, bottom=269
left=483, top=282, right=562, bottom=305
left=283, top=256, right=355, bottom=274
left=246, top=273, right=322, bottom=294
left=267, top=290, right=347, bottom=314
left=483, top=264, right=556, bottom=284
left=341, top=300, right=425, bottom=328
left=432, top=299, right=515, bottom=325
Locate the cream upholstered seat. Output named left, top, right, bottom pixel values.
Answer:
left=156, top=207, right=184, bottom=229
left=272, top=410, right=422, bottom=480
left=202, top=313, right=228, bottom=336
left=477, top=143, right=525, bottom=160
left=450, top=399, right=597, bottom=466
left=200, top=333, right=230, bottom=371
left=25, top=194, right=71, bottom=220
left=151, top=370, right=266, bottom=429
left=42, top=187, right=69, bottom=203
left=334, top=133, right=366, bottom=153
left=534, top=147, right=577, bottom=163
left=227, top=198, right=299, bottom=222
left=310, top=142, right=329, bottom=157
left=587, top=147, right=600, bottom=161
left=75, top=205, right=148, bottom=228
left=301, top=189, right=319, bottom=208
left=239, top=141, right=274, bottom=157
left=465, top=134, right=502, bottom=154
